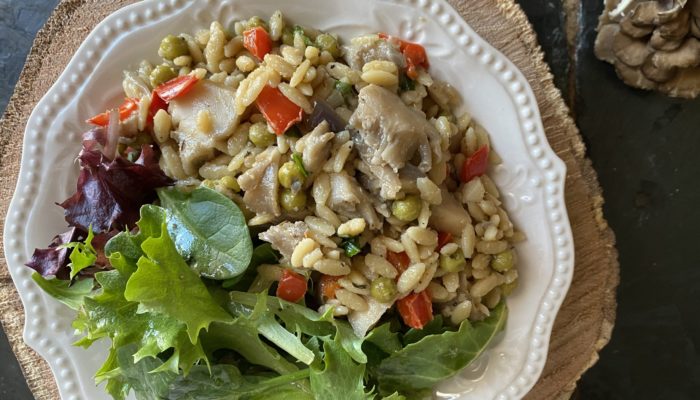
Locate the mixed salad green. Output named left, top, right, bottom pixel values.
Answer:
left=31, top=184, right=506, bottom=399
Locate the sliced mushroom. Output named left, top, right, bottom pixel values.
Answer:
left=614, top=33, right=653, bottom=66
left=595, top=24, right=621, bottom=63
left=651, top=37, right=700, bottom=69
left=615, top=60, right=658, bottom=89
left=620, top=16, right=654, bottom=38
left=659, top=66, right=700, bottom=96
left=641, top=58, right=678, bottom=82
left=650, top=30, right=685, bottom=50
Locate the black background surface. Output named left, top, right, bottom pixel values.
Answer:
left=1, top=1, right=698, bottom=399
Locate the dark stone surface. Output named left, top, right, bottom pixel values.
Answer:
left=1, top=1, right=699, bottom=399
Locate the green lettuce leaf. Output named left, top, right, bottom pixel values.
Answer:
left=115, top=344, right=176, bottom=400
left=223, top=243, right=279, bottom=291
left=376, top=302, right=507, bottom=395
left=227, top=292, right=315, bottom=365
left=310, top=335, right=370, bottom=400
left=166, top=365, right=311, bottom=400
left=73, top=205, right=237, bottom=399
left=61, top=226, right=97, bottom=279
left=31, top=272, right=94, bottom=310
left=124, top=224, right=234, bottom=343
left=203, top=321, right=299, bottom=376
left=229, top=291, right=366, bottom=364
left=364, top=322, right=402, bottom=355
left=157, top=187, right=252, bottom=280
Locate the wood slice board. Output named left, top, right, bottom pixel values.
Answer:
left=0, top=1, right=619, bottom=399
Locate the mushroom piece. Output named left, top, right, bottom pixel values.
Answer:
left=614, top=60, right=657, bottom=89
left=651, top=37, right=700, bottom=69
left=620, top=16, right=654, bottom=37
left=613, top=33, right=652, bottom=66
left=691, top=0, right=700, bottom=17
left=596, top=0, right=700, bottom=98
left=630, top=1, right=665, bottom=26
left=641, top=58, right=678, bottom=82
left=657, top=0, right=689, bottom=24
left=658, top=8, right=691, bottom=39
left=595, top=24, right=621, bottom=63
left=649, top=30, right=685, bottom=50
left=659, top=66, right=700, bottom=96
left=691, top=16, right=700, bottom=37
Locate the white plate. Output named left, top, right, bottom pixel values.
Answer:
left=3, top=0, right=574, bottom=399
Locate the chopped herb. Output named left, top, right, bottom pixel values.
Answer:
left=399, top=72, right=416, bottom=92
left=335, top=80, right=353, bottom=95
left=341, top=237, right=362, bottom=257
left=292, top=153, right=309, bottom=178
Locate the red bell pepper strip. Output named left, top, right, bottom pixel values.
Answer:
left=243, top=27, right=273, bottom=60
left=378, top=33, right=430, bottom=79
left=255, top=85, right=304, bottom=135
left=86, top=98, right=139, bottom=126
left=319, top=274, right=341, bottom=300
left=436, top=231, right=453, bottom=252
left=147, top=90, right=168, bottom=127
left=460, top=145, right=490, bottom=183
left=154, top=74, right=200, bottom=102
left=397, top=289, right=433, bottom=329
left=386, top=251, right=410, bottom=275
left=276, top=269, right=307, bottom=303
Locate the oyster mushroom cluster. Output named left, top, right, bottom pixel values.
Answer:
left=595, top=0, right=700, bottom=98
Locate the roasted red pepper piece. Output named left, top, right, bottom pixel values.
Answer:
left=86, top=98, right=139, bottom=126
left=386, top=251, right=411, bottom=275
left=436, top=231, right=453, bottom=252
left=243, top=26, right=273, bottom=60
left=397, top=289, right=433, bottom=329
left=460, top=145, right=490, bottom=183
left=276, top=269, right=307, bottom=302
left=256, top=85, right=304, bottom=135
left=154, top=74, right=199, bottom=102
left=147, top=90, right=168, bottom=127
left=378, top=33, right=430, bottom=79
left=319, top=274, right=341, bottom=300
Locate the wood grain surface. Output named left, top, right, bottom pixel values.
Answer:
left=0, top=1, right=619, bottom=399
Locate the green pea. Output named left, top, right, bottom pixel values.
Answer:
left=280, top=188, right=307, bottom=212
left=501, top=279, right=518, bottom=296
left=440, top=249, right=467, bottom=273
left=149, top=64, right=177, bottom=87
left=391, top=195, right=422, bottom=222
left=249, top=122, right=276, bottom=147
left=159, top=35, right=189, bottom=60
left=370, top=277, right=397, bottom=303
left=278, top=161, right=305, bottom=189
left=315, top=33, right=341, bottom=57
left=491, top=249, right=514, bottom=272
left=282, top=28, right=295, bottom=46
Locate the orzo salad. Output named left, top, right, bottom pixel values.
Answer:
left=28, top=11, right=523, bottom=400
